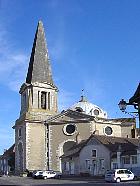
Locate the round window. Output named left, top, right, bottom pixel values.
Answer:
left=63, top=124, right=76, bottom=136
left=94, top=109, right=99, bottom=116
left=105, top=126, right=113, bottom=135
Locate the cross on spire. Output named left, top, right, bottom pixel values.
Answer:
left=80, top=89, right=87, bottom=102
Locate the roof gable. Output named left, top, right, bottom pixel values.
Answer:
left=46, top=109, right=95, bottom=125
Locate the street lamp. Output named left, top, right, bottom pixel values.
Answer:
left=118, top=99, right=139, bottom=112
left=118, top=99, right=140, bottom=136
left=118, top=99, right=127, bottom=112
left=118, top=83, right=140, bottom=132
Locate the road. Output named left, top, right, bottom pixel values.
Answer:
left=0, top=176, right=140, bottom=186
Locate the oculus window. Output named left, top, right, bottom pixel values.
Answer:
left=63, top=124, right=77, bottom=136
left=104, top=126, right=113, bottom=135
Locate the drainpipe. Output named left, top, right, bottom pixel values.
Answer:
left=45, top=122, right=50, bottom=170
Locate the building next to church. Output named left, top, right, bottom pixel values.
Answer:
left=61, top=134, right=140, bottom=176
left=0, top=144, right=15, bottom=175
left=12, top=21, right=138, bottom=175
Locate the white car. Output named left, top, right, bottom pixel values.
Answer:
left=105, top=169, right=134, bottom=183
left=32, top=170, right=56, bottom=179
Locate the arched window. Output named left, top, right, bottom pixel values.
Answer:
left=63, top=141, right=76, bottom=154
left=131, top=128, right=135, bottom=138
left=41, top=92, right=46, bottom=109
left=18, top=128, right=22, bottom=138
left=48, top=92, right=50, bottom=110
left=18, top=143, right=23, bottom=171
left=75, top=107, right=83, bottom=112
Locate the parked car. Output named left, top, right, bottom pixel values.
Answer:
left=53, top=171, right=62, bottom=179
left=105, top=169, right=135, bottom=183
left=32, top=170, right=57, bottom=179
left=32, top=170, right=41, bottom=178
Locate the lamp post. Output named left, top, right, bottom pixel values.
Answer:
left=118, top=83, right=140, bottom=137
left=118, top=99, right=140, bottom=134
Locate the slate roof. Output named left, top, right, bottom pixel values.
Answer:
left=129, top=83, right=140, bottom=103
left=45, top=109, right=95, bottom=124
left=96, top=117, right=135, bottom=127
left=93, top=135, right=139, bottom=152
left=46, top=109, right=135, bottom=126
left=0, top=144, right=15, bottom=158
left=101, top=118, right=135, bottom=123
left=26, top=21, right=54, bottom=85
left=61, top=135, right=140, bottom=158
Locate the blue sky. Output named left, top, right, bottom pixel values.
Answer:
left=0, top=0, right=140, bottom=154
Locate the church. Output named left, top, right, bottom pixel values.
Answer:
left=13, top=21, right=137, bottom=174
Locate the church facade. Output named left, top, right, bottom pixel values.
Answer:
left=13, top=21, right=136, bottom=174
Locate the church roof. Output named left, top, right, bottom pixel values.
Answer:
left=70, top=96, right=107, bottom=118
left=45, top=109, right=95, bottom=125
left=98, top=117, right=135, bottom=124
left=45, top=108, right=135, bottom=126
left=26, top=21, right=54, bottom=84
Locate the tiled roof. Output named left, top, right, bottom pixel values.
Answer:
left=60, top=140, right=87, bottom=158
left=60, top=135, right=94, bottom=158
left=2, top=144, right=15, bottom=157
left=61, top=135, right=140, bottom=158
left=98, top=117, right=135, bottom=123
left=92, top=135, right=139, bottom=152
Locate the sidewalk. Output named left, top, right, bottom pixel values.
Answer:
left=61, top=175, right=105, bottom=181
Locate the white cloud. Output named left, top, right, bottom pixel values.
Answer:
left=0, top=24, right=28, bottom=91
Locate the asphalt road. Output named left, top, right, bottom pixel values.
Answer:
left=0, top=176, right=140, bottom=186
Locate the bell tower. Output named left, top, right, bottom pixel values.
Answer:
left=20, top=20, right=58, bottom=118
left=14, top=21, right=58, bottom=173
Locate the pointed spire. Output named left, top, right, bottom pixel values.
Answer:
left=26, top=20, right=54, bottom=84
